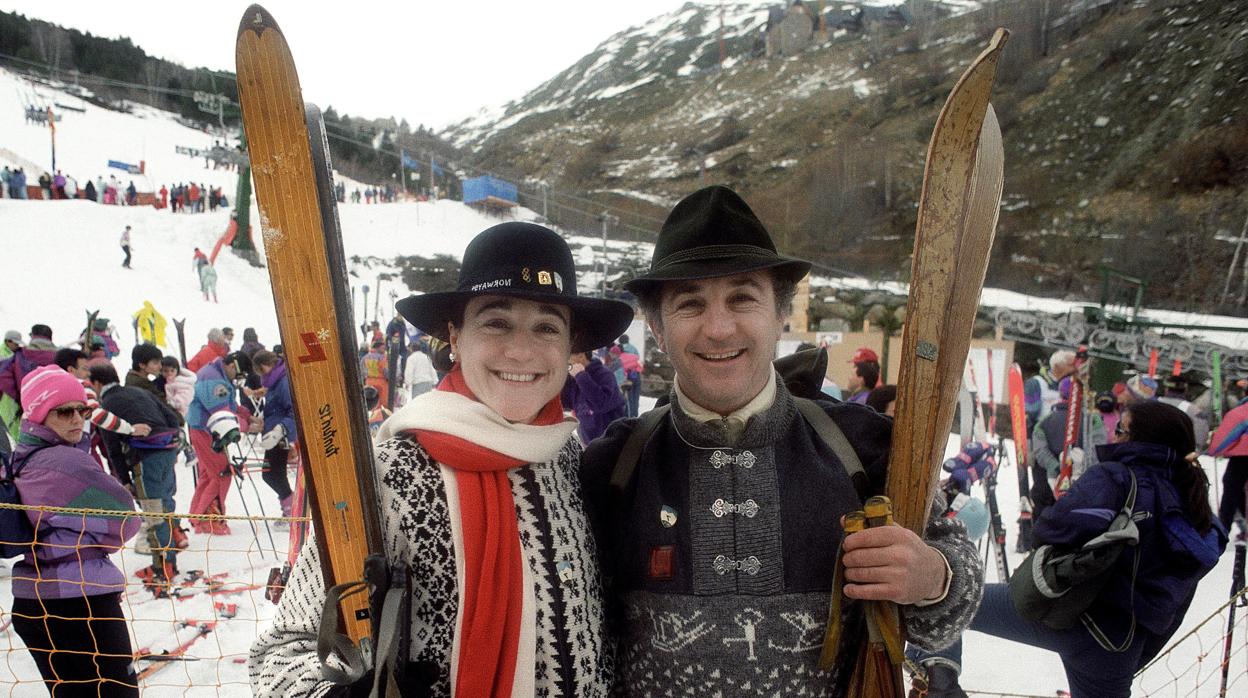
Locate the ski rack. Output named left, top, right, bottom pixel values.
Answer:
left=994, top=308, right=1248, bottom=374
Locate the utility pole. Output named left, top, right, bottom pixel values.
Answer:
left=47, top=107, right=56, bottom=172
left=374, top=275, right=384, bottom=324
left=600, top=212, right=617, bottom=295
left=718, top=0, right=726, bottom=69
left=1223, top=208, right=1248, bottom=304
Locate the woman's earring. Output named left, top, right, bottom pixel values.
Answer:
left=448, top=351, right=456, bottom=363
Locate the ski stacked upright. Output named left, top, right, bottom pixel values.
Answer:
left=1053, top=346, right=1088, bottom=497
left=1008, top=363, right=1033, bottom=551
left=236, top=4, right=392, bottom=682
left=974, top=352, right=1010, bottom=582
left=173, top=318, right=188, bottom=367
left=839, top=28, right=1008, bottom=697
left=83, top=310, right=99, bottom=352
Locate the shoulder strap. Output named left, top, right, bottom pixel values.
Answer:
left=4, top=443, right=50, bottom=481
left=793, top=398, right=869, bottom=500
left=609, top=405, right=670, bottom=494
left=1121, top=467, right=1137, bottom=514
left=608, top=399, right=870, bottom=501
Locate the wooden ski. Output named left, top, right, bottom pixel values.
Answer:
left=855, top=28, right=1009, bottom=697
left=236, top=4, right=383, bottom=655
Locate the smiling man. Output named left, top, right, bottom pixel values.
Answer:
left=580, top=185, right=983, bottom=696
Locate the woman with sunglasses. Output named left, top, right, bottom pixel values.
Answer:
left=8, top=365, right=142, bottom=696
left=251, top=222, right=633, bottom=697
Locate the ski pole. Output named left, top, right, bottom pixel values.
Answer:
left=1220, top=518, right=1247, bottom=698
left=229, top=450, right=277, bottom=558
left=243, top=461, right=280, bottom=556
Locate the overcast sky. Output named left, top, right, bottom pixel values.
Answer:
left=2, top=1, right=700, bottom=129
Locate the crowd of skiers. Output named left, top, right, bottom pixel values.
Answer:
left=158, top=182, right=226, bottom=213
left=0, top=166, right=140, bottom=205
left=349, top=183, right=400, bottom=204
left=0, top=185, right=1238, bottom=698
left=0, top=319, right=304, bottom=694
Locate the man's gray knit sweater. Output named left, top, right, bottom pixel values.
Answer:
left=581, top=382, right=983, bottom=697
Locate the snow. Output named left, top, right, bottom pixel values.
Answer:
left=0, top=45, right=1246, bottom=698
left=591, top=75, right=658, bottom=101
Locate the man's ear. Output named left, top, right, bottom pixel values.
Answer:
left=646, top=317, right=665, bottom=354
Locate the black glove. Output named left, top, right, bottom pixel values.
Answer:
left=322, top=661, right=439, bottom=698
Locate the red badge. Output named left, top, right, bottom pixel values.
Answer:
left=648, top=546, right=674, bottom=581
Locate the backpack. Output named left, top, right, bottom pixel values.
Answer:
left=0, top=431, right=39, bottom=559
left=1008, top=468, right=1140, bottom=650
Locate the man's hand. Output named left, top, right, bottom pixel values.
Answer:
left=131, top=423, right=152, bottom=437
left=841, top=525, right=948, bottom=605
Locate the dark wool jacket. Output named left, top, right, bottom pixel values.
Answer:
left=98, top=384, right=184, bottom=468
left=125, top=369, right=168, bottom=406
left=1035, top=441, right=1226, bottom=665
left=581, top=380, right=983, bottom=697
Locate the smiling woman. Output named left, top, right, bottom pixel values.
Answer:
left=249, top=222, right=634, bottom=697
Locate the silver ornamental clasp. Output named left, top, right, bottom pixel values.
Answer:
left=713, top=554, right=762, bottom=576
left=709, top=450, right=756, bottom=469
left=710, top=498, right=760, bottom=518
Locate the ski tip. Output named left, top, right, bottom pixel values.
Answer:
left=987, top=27, right=1010, bottom=53
left=238, top=4, right=281, bottom=40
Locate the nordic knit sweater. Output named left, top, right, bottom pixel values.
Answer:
left=581, top=380, right=983, bottom=697
left=249, top=392, right=614, bottom=697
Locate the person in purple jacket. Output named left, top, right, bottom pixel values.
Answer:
left=253, top=350, right=297, bottom=519
left=0, top=324, right=58, bottom=441
left=912, top=400, right=1226, bottom=698
left=564, top=348, right=628, bottom=444
left=9, top=365, right=141, bottom=696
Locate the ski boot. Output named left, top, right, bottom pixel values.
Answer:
left=135, top=559, right=178, bottom=599
left=910, top=661, right=967, bottom=698
left=274, top=494, right=294, bottom=531
left=135, top=498, right=163, bottom=555
left=192, top=501, right=231, bottom=535
left=171, top=526, right=190, bottom=550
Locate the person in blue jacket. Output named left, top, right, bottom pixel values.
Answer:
left=914, top=400, right=1227, bottom=698
left=187, top=352, right=251, bottom=534
left=253, top=350, right=297, bottom=518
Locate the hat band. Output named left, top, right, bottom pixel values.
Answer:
left=458, top=268, right=569, bottom=296
left=650, top=244, right=781, bottom=273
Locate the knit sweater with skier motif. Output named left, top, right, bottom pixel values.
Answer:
left=248, top=390, right=614, bottom=697
left=581, top=377, right=983, bottom=697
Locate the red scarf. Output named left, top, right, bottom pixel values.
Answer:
left=412, top=367, right=563, bottom=698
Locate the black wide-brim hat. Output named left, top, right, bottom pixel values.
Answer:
left=625, top=185, right=811, bottom=294
left=395, top=222, right=634, bottom=353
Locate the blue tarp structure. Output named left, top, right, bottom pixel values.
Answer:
left=108, top=160, right=143, bottom=174
left=463, top=175, right=517, bottom=206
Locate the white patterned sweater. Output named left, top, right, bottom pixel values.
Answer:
left=249, top=392, right=615, bottom=697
